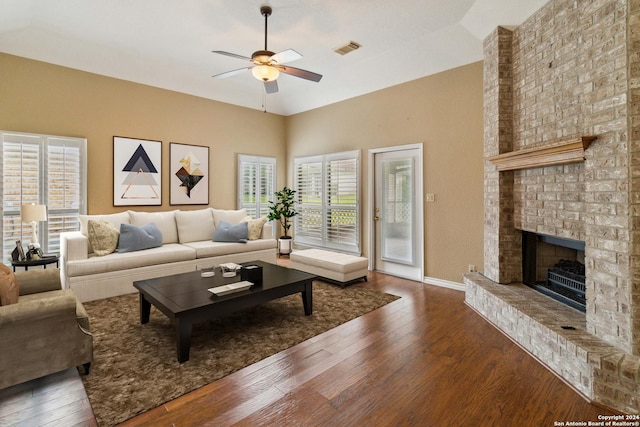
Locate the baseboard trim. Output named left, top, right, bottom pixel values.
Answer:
left=423, top=276, right=465, bottom=291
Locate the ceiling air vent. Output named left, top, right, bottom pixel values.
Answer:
left=334, top=41, right=361, bottom=56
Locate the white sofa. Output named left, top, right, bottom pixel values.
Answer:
left=60, top=208, right=277, bottom=302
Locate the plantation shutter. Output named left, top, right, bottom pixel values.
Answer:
left=295, top=156, right=323, bottom=246
left=2, top=135, right=41, bottom=260
left=46, top=138, right=85, bottom=253
left=294, top=150, right=360, bottom=254
left=326, top=153, right=359, bottom=252
left=259, top=160, right=275, bottom=218
left=239, top=158, right=258, bottom=218
left=237, top=154, right=276, bottom=223
left=1, top=131, right=86, bottom=262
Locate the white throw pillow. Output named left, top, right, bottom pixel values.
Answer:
left=79, top=211, right=130, bottom=254
left=246, top=216, right=268, bottom=240
left=129, top=210, right=178, bottom=244
left=87, top=219, right=120, bottom=256
left=211, top=208, right=247, bottom=228
left=175, top=208, right=215, bottom=243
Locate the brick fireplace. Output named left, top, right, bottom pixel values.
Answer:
left=464, top=0, right=640, bottom=414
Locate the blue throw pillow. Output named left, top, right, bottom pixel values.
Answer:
left=118, top=222, right=163, bottom=253
left=213, top=221, right=248, bottom=243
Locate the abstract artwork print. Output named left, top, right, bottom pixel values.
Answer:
left=113, top=137, right=162, bottom=206
left=170, top=143, right=209, bottom=205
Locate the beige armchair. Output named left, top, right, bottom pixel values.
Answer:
left=0, top=268, right=93, bottom=389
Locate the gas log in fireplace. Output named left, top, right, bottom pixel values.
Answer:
left=522, top=231, right=586, bottom=312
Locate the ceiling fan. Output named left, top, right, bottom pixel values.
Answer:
left=212, top=6, right=322, bottom=94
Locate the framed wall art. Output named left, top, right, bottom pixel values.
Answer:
left=170, top=142, right=209, bottom=205
left=113, top=136, right=162, bottom=206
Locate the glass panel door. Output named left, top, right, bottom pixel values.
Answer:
left=373, top=147, right=422, bottom=281
left=381, top=158, right=413, bottom=264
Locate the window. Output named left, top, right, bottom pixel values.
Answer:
left=294, top=150, right=360, bottom=254
left=237, top=154, right=276, bottom=221
left=1, top=131, right=87, bottom=261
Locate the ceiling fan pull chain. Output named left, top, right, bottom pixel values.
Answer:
left=262, top=88, right=267, bottom=113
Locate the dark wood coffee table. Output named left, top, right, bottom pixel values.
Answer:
left=133, top=261, right=316, bottom=363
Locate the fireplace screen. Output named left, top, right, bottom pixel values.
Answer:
left=522, top=231, right=586, bottom=312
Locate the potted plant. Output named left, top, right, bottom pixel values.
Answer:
left=267, top=186, right=299, bottom=255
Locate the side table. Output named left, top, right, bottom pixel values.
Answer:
left=11, top=256, right=60, bottom=272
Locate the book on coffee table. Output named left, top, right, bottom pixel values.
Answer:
left=208, top=281, right=253, bottom=296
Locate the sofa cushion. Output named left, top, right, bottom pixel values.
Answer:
left=129, top=210, right=178, bottom=244
left=119, top=223, right=163, bottom=253
left=87, top=219, right=119, bottom=256
left=290, top=248, right=369, bottom=274
left=246, top=216, right=268, bottom=240
left=79, top=211, right=130, bottom=254
left=175, top=208, right=215, bottom=243
left=183, top=238, right=277, bottom=258
left=213, top=221, right=248, bottom=243
left=211, top=208, right=247, bottom=228
left=0, top=263, right=19, bottom=305
left=65, top=243, right=196, bottom=277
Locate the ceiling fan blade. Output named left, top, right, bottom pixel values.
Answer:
left=270, top=49, right=302, bottom=65
left=275, top=65, right=323, bottom=82
left=212, top=50, right=252, bottom=61
left=212, top=67, right=251, bottom=79
left=264, top=80, right=279, bottom=94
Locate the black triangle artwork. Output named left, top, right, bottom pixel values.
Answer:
left=120, top=144, right=160, bottom=200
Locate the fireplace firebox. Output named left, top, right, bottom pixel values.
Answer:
left=522, top=231, right=586, bottom=312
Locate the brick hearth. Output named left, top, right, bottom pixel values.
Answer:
left=465, top=0, right=640, bottom=414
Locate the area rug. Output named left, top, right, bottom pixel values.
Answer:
left=81, top=281, right=399, bottom=426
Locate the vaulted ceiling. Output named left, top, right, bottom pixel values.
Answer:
left=0, top=0, right=547, bottom=115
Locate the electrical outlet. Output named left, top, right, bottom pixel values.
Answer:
left=426, top=193, right=435, bottom=202
left=468, top=264, right=476, bottom=272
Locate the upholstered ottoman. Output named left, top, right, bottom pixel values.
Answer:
left=290, top=249, right=368, bottom=287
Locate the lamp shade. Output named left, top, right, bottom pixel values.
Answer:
left=251, top=65, right=279, bottom=82
left=21, top=204, right=47, bottom=223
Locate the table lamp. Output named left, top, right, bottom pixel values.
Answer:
left=21, top=204, right=47, bottom=248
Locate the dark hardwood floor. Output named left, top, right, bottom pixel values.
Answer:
left=0, top=263, right=616, bottom=426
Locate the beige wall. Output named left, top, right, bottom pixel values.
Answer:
left=0, top=53, right=287, bottom=214
left=285, top=62, right=484, bottom=282
left=1, top=52, right=484, bottom=283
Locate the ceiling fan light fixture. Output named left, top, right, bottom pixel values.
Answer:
left=252, top=65, right=279, bottom=82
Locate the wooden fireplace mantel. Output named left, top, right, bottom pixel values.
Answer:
left=486, top=136, right=596, bottom=171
